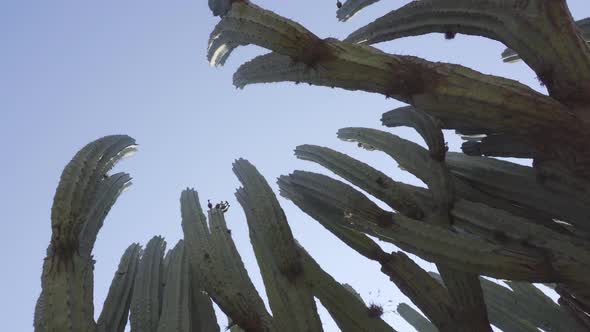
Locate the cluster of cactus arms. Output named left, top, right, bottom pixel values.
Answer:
left=35, top=0, right=590, bottom=331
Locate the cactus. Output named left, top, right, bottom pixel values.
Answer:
left=36, top=136, right=400, bottom=331
left=35, top=0, right=590, bottom=331
left=204, top=0, right=590, bottom=330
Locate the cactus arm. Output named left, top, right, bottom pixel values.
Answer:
left=381, top=107, right=446, bottom=162
left=157, top=240, right=191, bottom=332
left=294, top=144, right=429, bottom=219
left=208, top=2, right=320, bottom=67
left=446, top=152, right=590, bottom=232
left=97, top=243, right=141, bottom=332
left=298, top=246, right=397, bottom=332
left=232, top=159, right=324, bottom=332
left=180, top=189, right=275, bottom=332
left=129, top=236, right=166, bottom=332
left=50, top=135, right=136, bottom=260
left=452, top=199, right=590, bottom=279
left=42, top=135, right=136, bottom=332
left=34, top=292, right=46, bottom=332
left=337, top=127, right=454, bottom=209
left=344, top=0, right=590, bottom=105
left=501, top=17, right=590, bottom=63
left=208, top=0, right=233, bottom=17
left=188, top=278, right=220, bottom=332
left=337, top=128, right=438, bottom=189
left=506, top=282, right=585, bottom=332
left=278, top=173, right=390, bottom=262
left=483, top=279, right=584, bottom=331
left=461, top=134, right=536, bottom=158
left=233, top=50, right=570, bottom=137
left=336, top=0, right=380, bottom=22
left=78, top=172, right=132, bottom=256
left=452, top=176, right=567, bottom=233
left=396, top=303, right=438, bottom=332
left=380, top=253, right=457, bottom=332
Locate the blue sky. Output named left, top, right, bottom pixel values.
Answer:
left=2, top=1, right=589, bottom=331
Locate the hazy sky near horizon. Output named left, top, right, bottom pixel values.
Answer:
left=2, top=1, right=589, bottom=331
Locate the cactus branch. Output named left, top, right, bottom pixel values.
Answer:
left=446, top=152, right=590, bottom=232
left=344, top=0, right=590, bottom=105
left=97, top=243, right=141, bottom=332
left=336, top=0, right=381, bottom=22
left=294, top=144, right=429, bottom=219
left=181, top=189, right=275, bottom=332
left=157, top=241, right=191, bottom=332
left=233, top=159, right=323, bottom=332
left=381, top=106, right=446, bottom=162
left=130, top=236, right=166, bottom=332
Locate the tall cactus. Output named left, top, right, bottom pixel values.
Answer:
left=35, top=0, right=590, bottom=331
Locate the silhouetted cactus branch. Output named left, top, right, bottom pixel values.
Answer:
left=97, top=243, right=141, bottom=332
left=233, top=159, right=323, bottom=332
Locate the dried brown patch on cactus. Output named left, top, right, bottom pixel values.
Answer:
left=384, top=58, right=435, bottom=101
left=376, top=212, right=394, bottom=228
left=48, top=224, right=78, bottom=274
left=367, top=303, right=384, bottom=318
left=280, top=261, right=304, bottom=283
left=375, top=176, right=387, bottom=188
left=236, top=314, right=264, bottom=331
left=292, top=37, right=335, bottom=69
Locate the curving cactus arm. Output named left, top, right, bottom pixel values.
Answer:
left=233, top=159, right=323, bottom=332
left=381, top=106, right=446, bottom=162
left=41, top=135, right=136, bottom=332
left=130, top=236, right=166, bottom=332
left=501, top=17, right=590, bottom=63
left=294, top=144, right=430, bottom=219
left=336, top=0, right=380, bottom=22
left=344, top=0, right=590, bottom=105
left=97, top=243, right=142, bottom=332
left=156, top=240, right=191, bottom=332
left=446, top=152, right=590, bottom=233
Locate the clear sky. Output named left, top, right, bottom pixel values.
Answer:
left=2, top=1, right=589, bottom=331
